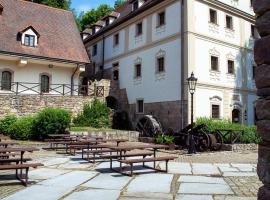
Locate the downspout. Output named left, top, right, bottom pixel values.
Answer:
left=71, top=64, right=80, bottom=95
left=180, top=0, right=185, bottom=129
left=102, top=35, right=105, bottom=78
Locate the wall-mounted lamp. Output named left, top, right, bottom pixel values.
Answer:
left=48, top=64, right=54, bottom=69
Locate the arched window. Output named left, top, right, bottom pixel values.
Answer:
left=41, top=75, right=50, bottom=93
left=1, top=71, right=12, bottom=91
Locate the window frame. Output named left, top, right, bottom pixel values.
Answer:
left=157, top=56, right=165, bottom=73
left=210, top=55, right=219, bottom=71
left=225, top=15, right=233, bottom=30
left=157, top=11, right=166, bottom=27
left=227, top=60, right=235, bottom=74
left=136, top=22, right=143, bottom=36
left=209, top=9, right=218, bottom=25
left=92, top=44, right=97, bottom=56
left=135, top=63, right=142, bottom=78
left=136, top=99, right=144, bottom=114
left=1, top=70, right=12, bottom=91
left=40, top=74, right=50, bottom=94
left=113, top=33, right=119, bottom=47
left=211, top=104, right=220, bottom=119
left=24, top=34, right=35, bottom=47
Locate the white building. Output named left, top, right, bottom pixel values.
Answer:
left=83, top=0, right=258, bottom=131
left=0, top=0, right=89, bottom=96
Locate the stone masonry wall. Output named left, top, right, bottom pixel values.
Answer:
left=253, top=0, right=270, bottom=199
left=0, top=95, right=94, bottom=118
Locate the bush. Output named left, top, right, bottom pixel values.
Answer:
left=0, top=115, right=17, bottom=135
left=73, top=98, right=111, bottom=128
left=196, top=117, right=261, bottom=144
left=32, top=108, right=71, bottom=139
left=9, top=116, right=34, bottom=140
left=156, top=134, right=174, bottom=144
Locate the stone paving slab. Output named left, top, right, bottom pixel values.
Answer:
left=42, top=157, right=69, bottom=167
left=178, top=183, right=234, bottom=195
left=159, top=162, right=192, bottom=174
left=39, top=171, right=98, bottom=188
left=64, top=189, right=121, bottom=200
left=29, top=168, right=70, bottom=181
left=2, top=185, right=70, bottom=200
left=176, top=195, right=213, bottom=200
left=126, top=174, right=173, bottom=194
left=82, top=173, right=131, bottom=190
left=192, top=163, right=220, bottom=175
left=178, top=176, right=227, bottom=185
left=222, top=172, right=257, bottom=177
left=119, top=193, right=173, bottom=200
left=218, top=166, right=239, bottom=173
left=231, top=164, right=256, bottom=172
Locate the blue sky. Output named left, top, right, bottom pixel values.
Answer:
left=71, top=0, right=115, bottom=13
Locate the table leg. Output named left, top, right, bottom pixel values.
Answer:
left=154, top=149, right=156, bottom=168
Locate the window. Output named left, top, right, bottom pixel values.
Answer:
left=41, top=75, right=50, bottom=93
left=105, top=18, right=110, bottom=26
left=251, top=25, right=258, bottom=38
left=137, top=99, right=144, bottom=113
left=253, top=65, right=256, bottom=79
left=133, top=1, right=139, bottom=11
left=250, top=0, right=253, bottom=7
left=136, top=22, right=143, bottom=36
left=209, top=9, right=217, bottom=24
left=157, top=11, right=165, bottom=27
left=157, top=57, right=165, bottom=73
left=211, top=56, right=219, bottom=71
left=211, top=104, right=220, bottom=119
left=1, top=71, right=12, bottom=91
left=114, top=33, right=119, bottom=46
left=112, top=63, right=119, bottom=81
left=92, top=62, right=96, bottom=74
left=135, top=64, right=142, bottom=78
left=24, top=34, right=35, bottom=47
left=226, top=15, right=233, bottom=30
left=93, top=44, right=97, bottom=56
left=228, top=60, right=235, bottom=74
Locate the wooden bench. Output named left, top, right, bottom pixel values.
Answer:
left=118, top=156, right=177, bottom=176
left=100, top=152, right=154, bottom=169
left=0, top=153, right=19, bottom=158
left=0, top=158, right=32, bottom=165
left=0, top=163, right=43, bottom=186
left=82, top=149, right=117, bottom=163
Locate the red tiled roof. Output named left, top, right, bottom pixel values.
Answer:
left=0, top=0, right=89, bottom=64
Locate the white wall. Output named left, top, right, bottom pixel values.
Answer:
left=128, top=18, right=147, bottom=51
left=152, top=1, right=181, bottom=42
left=105, top=38, right=181, bottom=104
left=104, top=30, right=125, bottom=61
left=247, top=94, right=257, bottom=125
left=217, top=0, right=254, bottom=15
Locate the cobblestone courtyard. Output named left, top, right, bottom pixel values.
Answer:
left=0, top=142, right=261, bottom=200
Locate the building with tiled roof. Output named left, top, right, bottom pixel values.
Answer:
left=84, top=0, right=258, bottom=131
left=0, top=0, right=89, bottom=96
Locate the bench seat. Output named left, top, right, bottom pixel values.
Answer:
left=0, top=158, right=32, bottom=163
left=0, top=153, right=19, bottom=157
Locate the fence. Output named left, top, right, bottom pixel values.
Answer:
left=0, top=82, right=104, bottom=97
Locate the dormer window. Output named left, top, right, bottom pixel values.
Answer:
left=133, top=1, right=139, bottom=10
left=19, top=26, right=39, bottom=48
left=105, top=18, right=110, bottom=26
left=24, top=35, right=35, bottom=47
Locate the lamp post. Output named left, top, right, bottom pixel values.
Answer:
left=187, top=72, right=198, bottom=154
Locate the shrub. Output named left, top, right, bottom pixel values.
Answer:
left=73, top=98, right=111, bottom=128
left=0, top=115, right=17, bottom=135
left=9, top=116, right=34, bottom=140
left=32, top=108, right=71, bottom=139
left=196, top=117, right=261, bottom=144
left=156, top=134, right=174, bottom=144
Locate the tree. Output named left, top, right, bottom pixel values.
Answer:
left=33, top=0, right=71, bottom=10
left=114, top=0, right=127, bottom=8
left=80, top=4, right=113, bottom=31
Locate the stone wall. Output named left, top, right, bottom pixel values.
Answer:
left=0, top=95, right=94, bottom=118
left=253, top=0, right=270, bottom=199
left=129, top=100, right=183, bottom=131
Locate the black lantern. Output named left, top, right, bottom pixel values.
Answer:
left=187, top=72, right=198, bottom=95
left=187, top=72, right=198, bottom=154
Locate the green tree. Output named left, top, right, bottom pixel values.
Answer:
left=114, top=0, right=127, bottom=8
left=80, top=4, right=113, bottom=30
left=33, top=0, right=71, bottom=10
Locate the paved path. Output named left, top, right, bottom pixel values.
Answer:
left=0, top=154, right=261, bottom=200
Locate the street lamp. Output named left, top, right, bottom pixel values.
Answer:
left=187, top=72, right=198, bottom=154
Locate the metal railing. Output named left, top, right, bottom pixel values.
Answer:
left=0, top=81, right=104, bottom=97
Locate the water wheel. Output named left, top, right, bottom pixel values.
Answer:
left=195, top=132, right=210, bottom=152
left=209, top=131, right=223, bottom=151
left=136, top=115, right=162, bottom=137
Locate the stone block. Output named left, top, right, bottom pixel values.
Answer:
left=253, top=0, right=270, bottom=16
left=256, top=11, right=270, bottom=37
left=257, top=162, right=270, bottom=185
left=257, top=120, right=270, bottom=141
left=258, top=186, right=270, bottom=200
left=255, top=36, right=270, bottom=66
left=258, top=144, right=270, bottom=162
left=255, top=65, right=270, bottom=89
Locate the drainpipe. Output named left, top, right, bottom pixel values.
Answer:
left=102, top=35, right=105, bottom=79
left=71, top=64, right=80, bottom=96
left=180, top=0, right=185, bottom=129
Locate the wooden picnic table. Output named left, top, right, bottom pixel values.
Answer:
left=0, top=142, right=18, bottom=148
left=79, top=138, right=128, bottom=146
left=0, top=147, right=39, bottom=164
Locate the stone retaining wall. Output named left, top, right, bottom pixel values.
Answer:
left=0, top=95, right=94, bottom=118
left=221, top=144, right=258, bottom=152
left=70, top=130, right=139, bottom=142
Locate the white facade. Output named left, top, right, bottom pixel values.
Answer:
left=85, top=0, right=257, bottom=128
